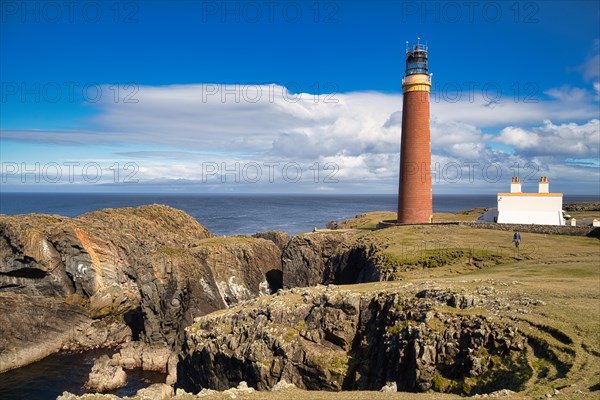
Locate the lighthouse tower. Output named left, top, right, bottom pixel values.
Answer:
left=397, top=38, right=432, bottom=224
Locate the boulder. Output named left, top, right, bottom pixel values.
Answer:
left=57, top=393, right=120, bottom=400
left=136, top=383, right=174, bottom=400
left=84, top=355, right=127, bottom=393
left=271, top=379, right=297, bottom=391
left=380, top=382, right=398, bottom=392
left=325, top=220, right=340, bottom=230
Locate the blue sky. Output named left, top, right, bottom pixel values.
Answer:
left=1, top=0, right=599, bottom=194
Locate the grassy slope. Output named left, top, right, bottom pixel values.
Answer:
left=335, top=208, right=486, bottom=230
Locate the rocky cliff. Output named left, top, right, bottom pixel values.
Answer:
left=179, top=284, right=534, bottom=395
left=281, top=232, right=352, bottom=288
left=5, top=207, right=594, bottom=399
left=281, top=231, right=402, bottom=288
left=0, top=205, right=282, bottom=373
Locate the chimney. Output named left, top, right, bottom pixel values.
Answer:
left=539, top=176, right=549, bottom=193
left=510, top=176, right=521, bottom=193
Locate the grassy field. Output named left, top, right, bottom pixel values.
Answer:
left=335, top=205, right=600, bottom=228
left=334, top=208, right=487, bottom=229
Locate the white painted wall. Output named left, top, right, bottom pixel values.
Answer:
left=477, top=208, right=499, bottom=222
left=497, top=195, right=564, bottom=225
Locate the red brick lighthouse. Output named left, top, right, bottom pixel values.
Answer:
left=397, top=39, right=432, bottom=224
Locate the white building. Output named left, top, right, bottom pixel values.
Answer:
left=478, top=177, right=564, bottom=225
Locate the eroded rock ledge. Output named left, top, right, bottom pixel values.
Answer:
left=179, top=284, right=531, bottom=395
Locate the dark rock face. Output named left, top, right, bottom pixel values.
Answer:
left=282, top=233, right=398, bottom=288
left=281, top=233, right=350, bottom=289
left=0, top=292, right=129, bottom=372
left=179, top=287, right=359, bottom=392
left=324, top=242, right=382, bottom=284
left=252, top=231, right=291, bottom=251
left=345, top=292, right=527, bottom=393
left=0, top=205, right=282, bottom=372
left=179, top=286, right=530, bottom=395
left=0, top=215, right=74, bottom=297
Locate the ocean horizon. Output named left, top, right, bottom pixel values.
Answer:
left=1, top=192, right=598, bottom=236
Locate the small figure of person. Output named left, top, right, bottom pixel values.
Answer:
left=313, top=226, right=318, bottom=232
left=513, top=231, right=521, bottom=253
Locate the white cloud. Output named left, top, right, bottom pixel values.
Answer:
left=494, top=119, right=600, bottom=157
left=578, top=53, right=600, bottom=81
left=544, top=85, right=590, bottom=103
left=2, top=83, right=599, bottom=193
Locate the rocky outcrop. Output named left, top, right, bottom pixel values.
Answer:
left=136, top=383, right=174, bottom=400
left=84, top=355, right=127, bottom=393
left=108, top=342, right=172, bottom=373
left=190, top=237, right=281, bottom=307
left=58, top=381, right=256, bottom=400
left=325, top=220, right=340, bottom=230
left=253, top=231, right=291, bottom=251
left=281, top=232, right=351, bottom=289
left=179, top=285, right=531, bottom=395
left=563, top=202, right=600, bottom=211
left=324, top=241, right=384, bottom=284
left=0, top=292, right=128, bottom=373
left=0, top=205, right=282, bottom=372
left=129, top=235, right=281, bottom=347
left=281, top=232, right=406, bottom=288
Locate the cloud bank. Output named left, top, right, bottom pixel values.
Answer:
left=1, top=81, right=599, bottom=193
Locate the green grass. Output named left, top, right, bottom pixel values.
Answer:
left=335, top=211, right=397, bottom=230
